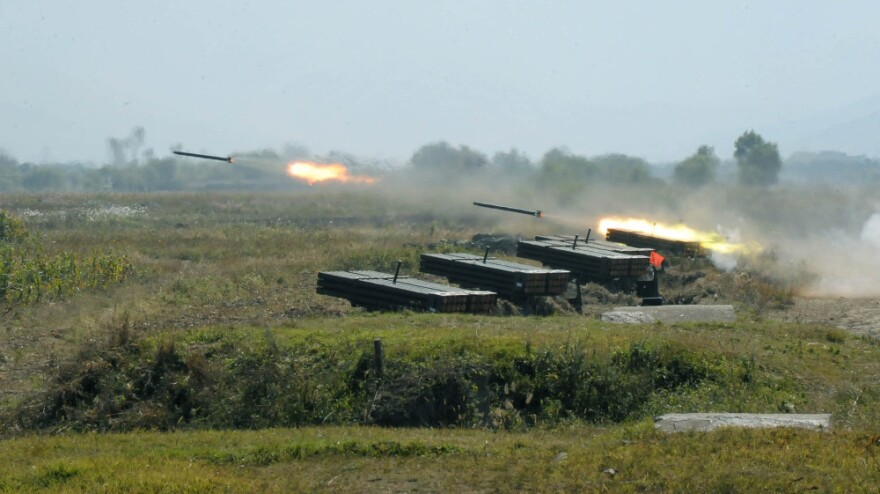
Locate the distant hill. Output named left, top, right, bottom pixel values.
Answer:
left=790, top=111, right=880, bottom=159
left=782, top=150, right=880, bottom=184
left=768, top=94, right=880, bottom=159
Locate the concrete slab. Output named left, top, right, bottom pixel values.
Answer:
left=654, top=413, right=831, bottom=433
left=601, top=304, right=736, bottom=324
left=601, top=311, right=655, bottom=323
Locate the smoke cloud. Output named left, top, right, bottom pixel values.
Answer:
left=792, top=211, right=880, bottom=298
left=861, top=213, right=880, bottom=247
left=710, top=252, right=739, bottom=272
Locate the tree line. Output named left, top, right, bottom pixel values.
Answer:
left=2, top=128, right=875, bottom=192
left=410, top=129, right=783, bottom=188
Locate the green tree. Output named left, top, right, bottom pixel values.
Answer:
left=0, top=149, right=17, bottom=170
left=734, top=130, right=781, bottom=186
left=22, top=167, right=66, bottom=191
left=490, top=148, right=534, bottom=181
left=142, top=158, right=179, bottom=190
left=539, top=150, right=655, bottom=186
left=410, top=141, right=488, bottom=172
left=0, top=150, right=22, bottom=191
left=592, top=153, right=654, bottom=184
left=492, top=148, right=532, bottom=171
left=538, top=148, right=597, bottom=182
left=536, top=148, right=599, bottom=201
left=674, top=145, right=719, bottom=187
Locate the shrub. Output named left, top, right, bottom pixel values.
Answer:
left=4, top=329, right=788, bottom=433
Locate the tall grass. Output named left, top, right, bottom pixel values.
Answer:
left=0, top=210, right=131, bottom=308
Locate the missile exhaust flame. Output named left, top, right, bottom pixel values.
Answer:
left=286, top=161, right=377, bottom=185
left=597, top=217, right=759, bottom=254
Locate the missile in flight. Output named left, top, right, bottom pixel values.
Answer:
left=473, top=201, right=543, bottom=218
left=173, top=150, right=234, bottom=163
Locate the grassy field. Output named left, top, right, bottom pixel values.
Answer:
left=1, top=190, right=879, bottom=491
left=2, top=425, right=879, bottom=492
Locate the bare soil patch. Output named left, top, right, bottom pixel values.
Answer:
left=768, top=297, right=880, bottom=338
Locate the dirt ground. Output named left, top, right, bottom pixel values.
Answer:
left=768, top=297, right=880, bottom=339
left=602, top=305, right=737, bottom=324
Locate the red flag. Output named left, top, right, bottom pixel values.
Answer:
left=649, top=251, right=665, bottom=269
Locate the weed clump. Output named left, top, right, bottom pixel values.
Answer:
left=0, top=210, right=28, bottom=243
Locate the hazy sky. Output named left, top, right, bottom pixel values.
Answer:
left=3, top=1, right=879, bottom=165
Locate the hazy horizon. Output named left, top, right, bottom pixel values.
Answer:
left=3, top=1, right=880, bottom=165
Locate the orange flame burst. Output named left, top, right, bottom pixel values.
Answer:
left=597, top=217, right=759, bottom=254
left=286, top=161, right=378, bottom=186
